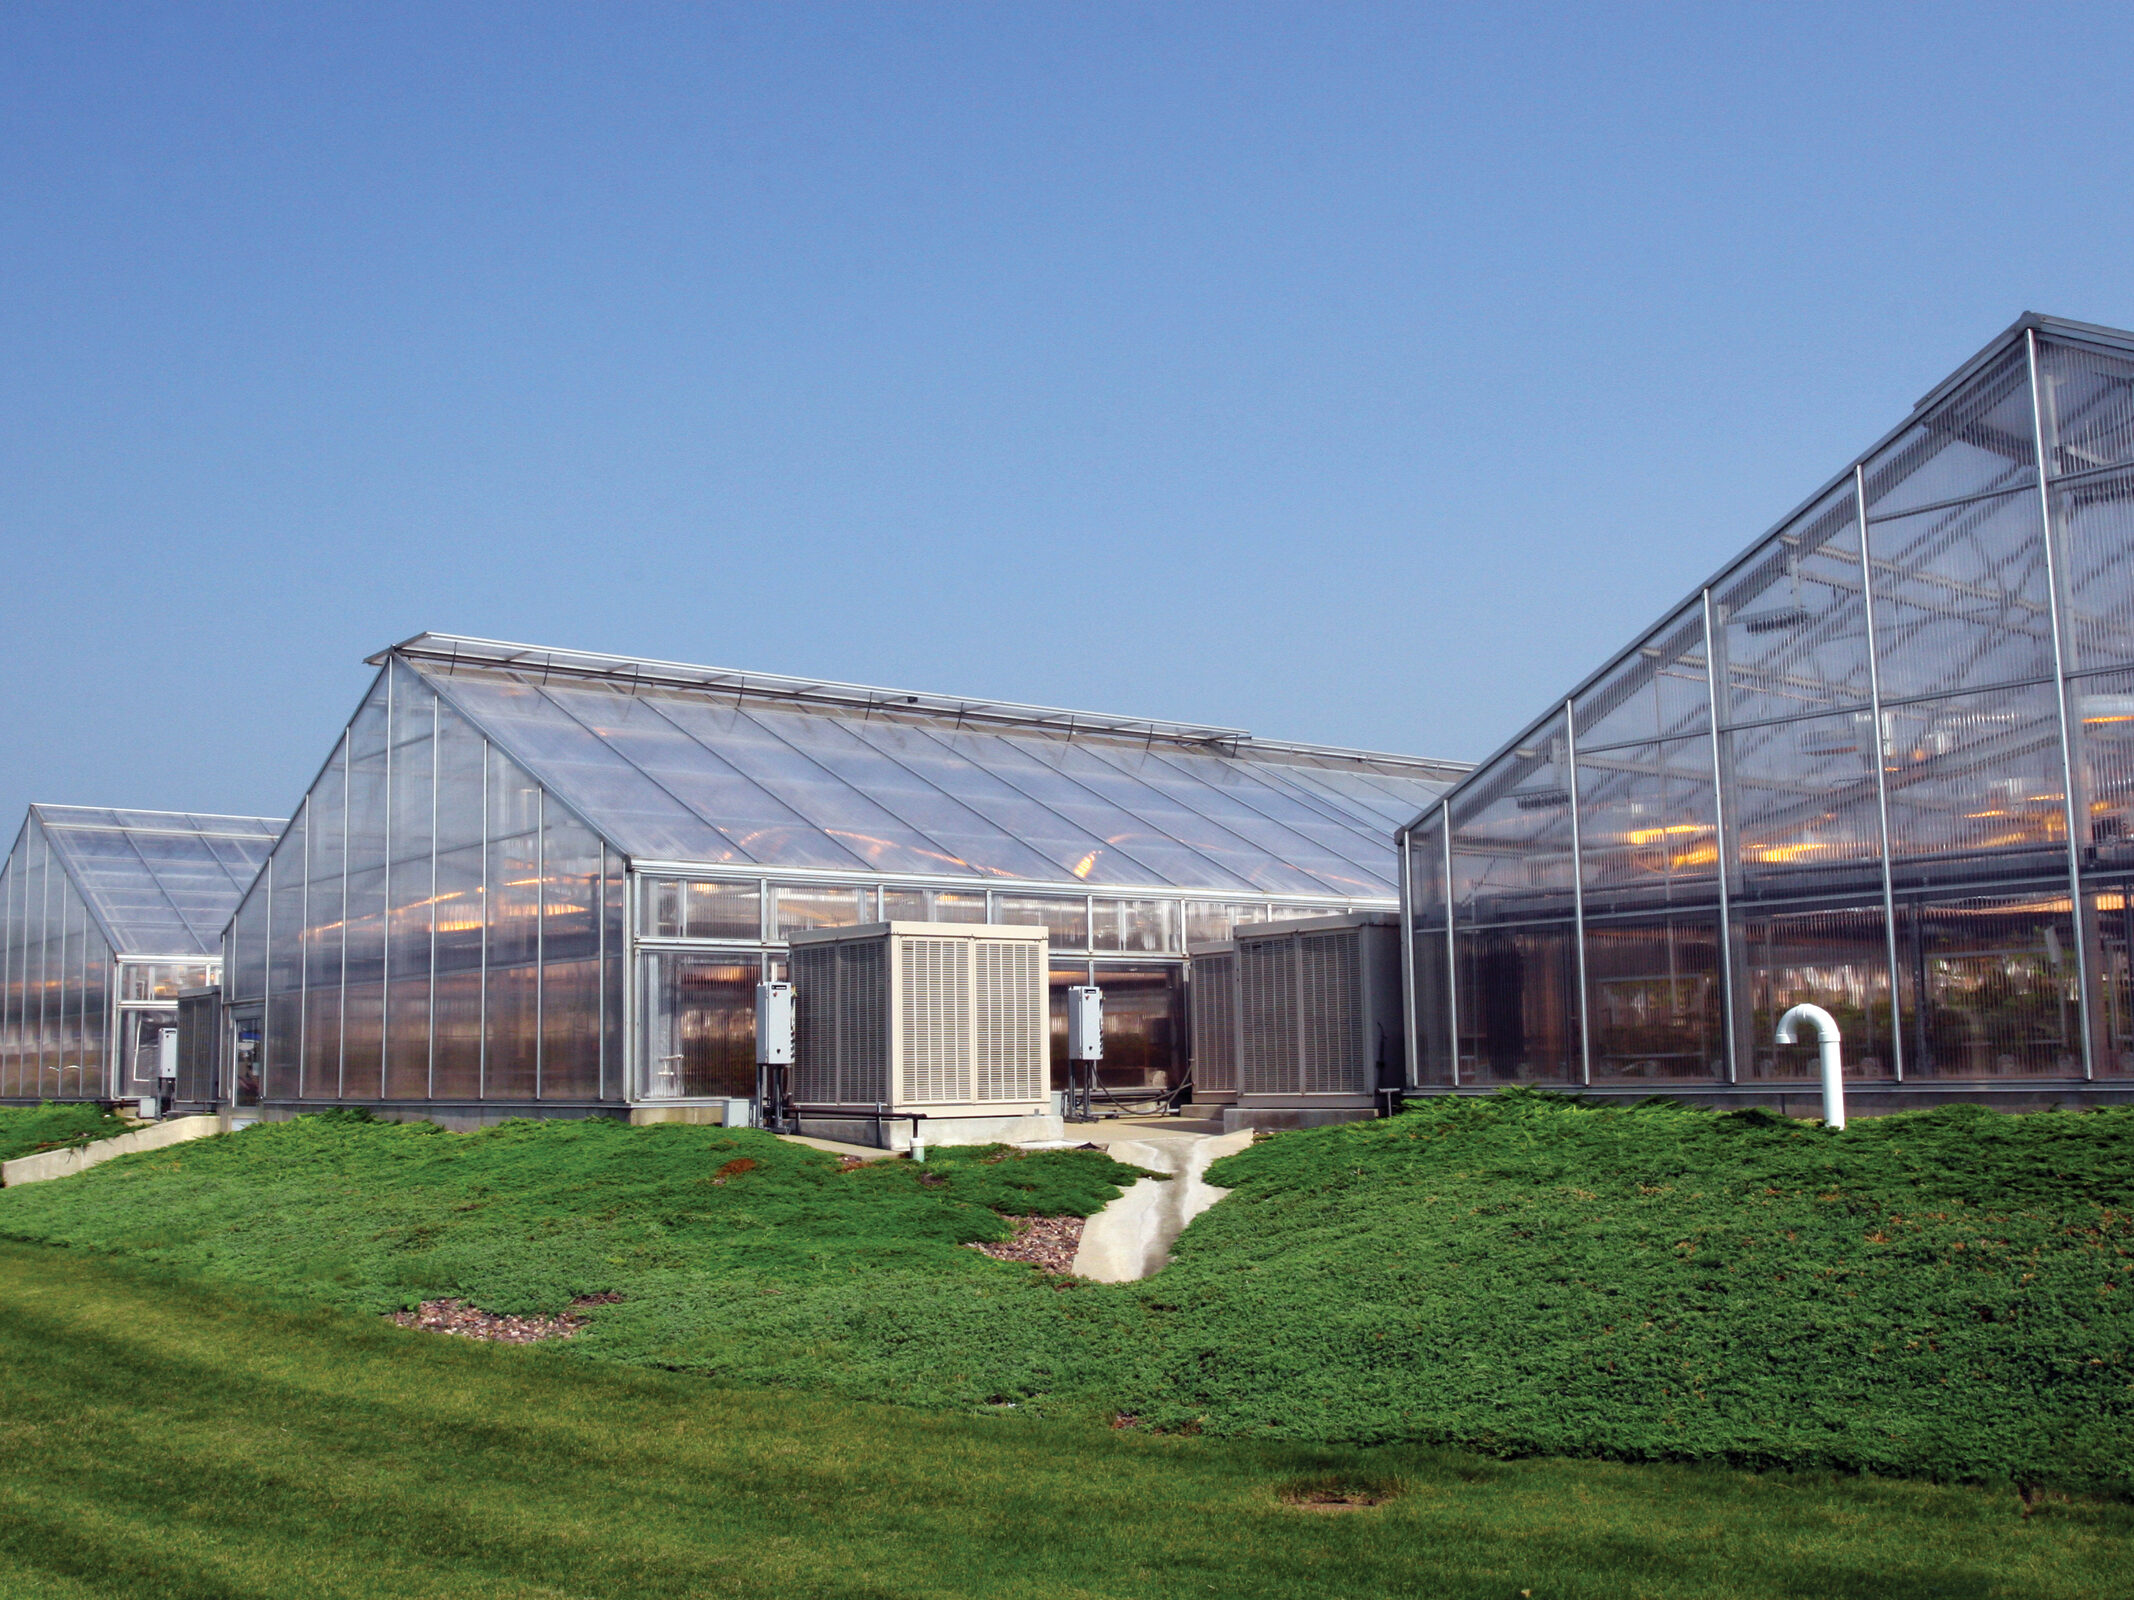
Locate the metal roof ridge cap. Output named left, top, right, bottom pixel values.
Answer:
left=382, top=633, right=1256, bottom=742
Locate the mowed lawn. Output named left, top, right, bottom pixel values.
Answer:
left=0, top=1242, right=2126, bottom=1600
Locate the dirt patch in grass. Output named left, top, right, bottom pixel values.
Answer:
left=1275, top=1473, right=1403, bottom=1512
left=389, top=1294, right=622, bottom=1344
left=968, top=1213, right=1084, bottom=1274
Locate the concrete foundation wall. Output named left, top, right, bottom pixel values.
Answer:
left=1, top=1114, right=223, bottom=1186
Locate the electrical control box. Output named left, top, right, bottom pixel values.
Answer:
left=755, top=981, right=796, bottom=1066
left=1067, top=985, right=1104, bottom=1061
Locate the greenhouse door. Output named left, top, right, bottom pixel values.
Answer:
left=227, top=1006, right=264, bottom=1107
left=639, top=953, right=759, bottom=1101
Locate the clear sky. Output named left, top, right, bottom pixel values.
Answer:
left=5, top=2, right=2133, bottom=832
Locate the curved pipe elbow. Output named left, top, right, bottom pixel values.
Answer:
left=1774, top=1003, right=1841, bottom=1047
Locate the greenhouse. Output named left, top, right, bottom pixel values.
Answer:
left=0, top=805, right=281, bottom=1102
left=222, top=634, right=1463, bottom=1120
left=1399, top=312, right=2134, bottom=1106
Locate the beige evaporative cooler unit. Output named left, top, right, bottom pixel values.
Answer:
left=785, top=920, right=1060, bottom=1150
left=1222, top=912, right=1404, bottom=1130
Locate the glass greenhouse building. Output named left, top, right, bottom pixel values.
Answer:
left=1399, top=313, right=2134, bottom=1107
left=0, top=806, right=281, bottom=1102
left=223, top=634, right=1462, bottom=1120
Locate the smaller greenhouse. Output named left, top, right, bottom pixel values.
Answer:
left=222, top=634, right=1464, bottom=1128
left=0, top=806, right=281, bottom=1102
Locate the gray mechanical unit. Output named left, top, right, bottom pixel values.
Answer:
left=1215, top=912, right=1404, bottom=1129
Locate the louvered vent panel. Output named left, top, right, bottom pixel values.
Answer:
left=1299, top=931, right=1363, bottom=1093
left=790, top=944, right=839, bottom=1101
left=1190, top=953, right=1237, bottom=1093
left=900, top=938, right=969, bottom=1103
left=836, top=942, right=888, bottom=1103
left=974, top=938, right=1042, bottom=1101
left=1238, top=936, right=1297, bottom=1095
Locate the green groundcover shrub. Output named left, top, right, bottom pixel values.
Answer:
left=0, top=1102, right=126, bottom=1164
left=2, top=1091, right=2129, bottom=1493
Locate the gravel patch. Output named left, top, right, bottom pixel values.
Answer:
left=967, top=1213, right=1085, bottom=1274
left=388, top=1294, right=620, bottom=1344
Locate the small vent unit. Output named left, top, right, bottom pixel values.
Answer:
left=786, top=921, right=1050, bottom=1142
left=1208, top=913, right=1403, bottom=1125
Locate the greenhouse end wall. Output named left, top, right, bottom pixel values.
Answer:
left=1401, top=318, right=2134, bottom=1106
left=222, top=659, right=627, bottom=1110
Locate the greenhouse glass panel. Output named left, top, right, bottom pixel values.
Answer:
left=1897, top=893, right=2081, bottom=1078
left=385, top=667, right=436, bottom=1101
left=2072, top=669, right=2134, bottom=868
left=302, top=739, right=347, bottom=1099
left=996, top=893, right=1088, bottom=950
left=1450, top=713, right=1575, bottom=927
left=2052, top=467, right=2134, bottom=674
left=1576, top=736, right=1720, bottom=915
left=1712, top=484, right=1872, bottom=726
left=1867, top=491, right=2055, bottom=699
left=1723, top=711, right=1884, bottom=902
left=1456, top=919, right=1579, bottom=1083
left=1093, top=898, right=1173, bottom=953
left=1573, top=604, right=1710, bottom=751
left=2037, top=336, right=2134, bottom=480
left=881, top=887, right=986, bottom=923
left=539, top=801, right=603, bottom=1099
left=1088, top=964, right=1184, bottom=1093
left=2084, top=881, right=2134, bottom=1077
left=1880, top=683, right=2068, bottom=887
left=267, top=816, right=305, bottom=1001
left=1861, top=343, right=2035, bottom=517
left=1735, top=902, right=1896, bottom=1081
left=776, top=884, right=870, bottom=936
left=1583, top=912, right=1723, bottom=1083
left=1405, top=811, right=1453, bottom=1084
left=643, top=953, right=758, bottom=1099
left=485, top=746, right=542, bottom=1101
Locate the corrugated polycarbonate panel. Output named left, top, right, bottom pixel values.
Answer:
left=2054, top=467, right=2134, bottom=675
left=2039, top=336, right=2134, bottom=481
left=1573, top=603, right=1712, bottom=751
left=405, top=657, right=1450, bottom=897
left=1712, top=483, right=1873, bottom=728
left=1867, top=490, right=2056, bottom=700
left=1450, top=711, right=1576, bottom=927
left=31, top=806, right=279, bottom=957
left=1862, top=343, right=2036, bottom=518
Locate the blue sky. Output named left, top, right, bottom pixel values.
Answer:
left=4, top=2, right=2133, bottom=829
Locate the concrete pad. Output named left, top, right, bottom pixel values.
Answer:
left=1071, top=1127, right=1254, bottom=1282
left=1, top=1114, right=224, bottom=1187
left=775, top=1133, right=899, bottom=1162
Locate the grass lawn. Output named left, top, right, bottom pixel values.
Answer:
left=3, top=1092, right=2131, bottom=1493
left=1, top=1240, right=2126, bottom=1600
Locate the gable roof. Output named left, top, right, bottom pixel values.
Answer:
left=28, top=805, right=283, bottom=957
left=383, top=634, right=1468, bottom=900
left=1401, top=310, right=2134, bottom=835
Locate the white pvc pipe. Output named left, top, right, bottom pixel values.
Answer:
left=1774, top=1003, right=1844, bottom=1131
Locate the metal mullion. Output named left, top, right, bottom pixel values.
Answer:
left=2027, top=326, right=2097, bottom=1079
left=1397, top=829, right=1416, bottom=1090
left=1702, top=589, right=1739, bottom=1083
left=1856, top=464, right=1907, bottom=1081
left=1442, top=805, right=1459, bottom=1087
left=337, top=730, right=350, bottom=1102
left=535, top=786, right=545, bottom=1102
left=295, top=793, right=307, bottom=1108
left=427, top=692, right=439, bottom=1101
left=479, top=740, right=490, bottom=1101
left=380, top=664, right=393, bottom=1100
left=1564, top=700, right=1592, bottom=1085
left=259, top=857, right=272, bottom=1107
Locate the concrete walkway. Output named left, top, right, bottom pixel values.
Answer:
left=1067, top=1118, right=1255, bottom=1282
